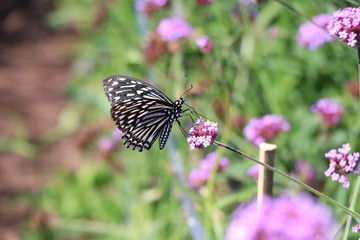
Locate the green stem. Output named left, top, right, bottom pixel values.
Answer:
left=213, top=140, right=360, bottom=219
left=343, top=176, right=360, bottom=239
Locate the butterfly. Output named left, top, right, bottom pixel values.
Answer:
left=103, top=75, right=189, bottom=152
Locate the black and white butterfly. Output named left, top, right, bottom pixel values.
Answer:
left=103, top=75, right=189, bottom=152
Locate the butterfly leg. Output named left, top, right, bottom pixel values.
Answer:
left=176, top=120, right=188, bottom=138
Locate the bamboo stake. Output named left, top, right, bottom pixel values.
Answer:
left=257, top=143, right=277, bottom=216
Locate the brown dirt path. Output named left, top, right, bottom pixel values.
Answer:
left=0, top=1, right=82, bottom=239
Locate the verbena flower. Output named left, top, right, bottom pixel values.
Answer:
left=293, top=160, right=317, bottom=187
left=195, top=35, right=214, bottom=53
left=297, top=14, right=333, bottom=50
left=352, top=223, right=360, bottom=233
left=187, top=117, right=218, bottom=150
left=136, top=0, right=168, bottom=15
left=311, top=98, right=344, bottom=127
left=113, top=128, right=123, bottom=140
left=188, top=151, right=229, bottom=189
left=226, top=193, right=335, bottom=240
left=268, top=25, right=279, bottom=39
left=247, top=165, right=259, bottom=179
left=98, top=128, right=123, bottom=151
left=327, top=7, right=360, bottom=47
left=324, top=143, right=359, bottom=188
left=98, top=136, right=118, bottom=151
left=157, top=17, right=193, bottom=42
left=243, top=114, right=290, bottom=147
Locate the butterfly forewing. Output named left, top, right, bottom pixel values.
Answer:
left=103, top=75, right=173, bottom=106
left=103, top=75, right=184, bottom=151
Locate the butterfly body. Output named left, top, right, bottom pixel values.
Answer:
left=103, top=75, right=184, bottom=151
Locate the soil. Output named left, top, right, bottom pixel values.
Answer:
left=0, top=1, right=81, bottom=239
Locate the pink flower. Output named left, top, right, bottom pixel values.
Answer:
left=243, top=114, right=290, bottom=147
left=135, top=0, right=169, bottom=13
left=352, top=223, right=360, bottom=233
left=226, top=193, right=336, bottom=240
left=187, top=117, right=218, bottom=150
left=247, top=165, right=259, bottom=179
left=195, top=35, right=214, bottom=53
left=311, top=98, right=344, bottom=126
left=294, top=160, right=317, bottom=185
left=98, top=137, right=117, bottom=151
left=157, top=17, right=193, bottom=42
left=112, top=128, right=123, bottom=140
left=98, top=128, right=123, bottom=151
left=188, top=151, right=229, bottom=189
left=328, top=7, right=360, bottom=47
left=324, top=143, right=359, bottom=188
left=297, top=14, right=333, bottom=50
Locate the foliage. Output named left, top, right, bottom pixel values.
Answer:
left=24, top=0, right=360, bottom=239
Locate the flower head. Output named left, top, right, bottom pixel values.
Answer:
left=188, top=151, right=229, bottom=189
left=293, top=160, right=317, bottom=186
left=243, top=114, right=290, bottom=147
left=226, top=193, right=336, bottom=240
left=324, top=143, right=359, bottom=188
left=195, top=35, right=214, bottom=53
left=352, top=223, right=360, bottom=233
left=136, top=0, right=168, bottom=16
left=98, top=136, right=117, bottom=151
left=98, top=128, right=123, bottom=153
left=297, top=13, right=333, bottom=50
left=156, top=17, right=193, bottom=42
left=187, top=117, right=218, bottom=150
left=311, top=98, right=344, bottom=126
left=112, top=128, right=123, bottom=140
left=328, top=7, right=360, bottom=47
left=247, top=165, right=259, bottom=179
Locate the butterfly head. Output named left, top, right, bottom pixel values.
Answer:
left=175, top=97, right=185, bottom=107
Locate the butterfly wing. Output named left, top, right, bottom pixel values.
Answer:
left=103, top=75, right=173, bottom=106
left=103, top=75, right=176, bottom=151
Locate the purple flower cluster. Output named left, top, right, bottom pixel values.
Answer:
left=324, top=143, right=359, bottom=188
left=98, top=128, right=123, bottom=151
left=135, top=0, right=169, bottom=13
left=226, top=193, right=335, bottom=240
left=353, top=223, right=360, bottom=233
left=297, top=14, right=333, bottom=50
left=187, top=117, right=218, bottom=150
left=327, top=7, right=360, bottom=47
left=294, top=160, right=317, bottom=185
left=156, top=17, right=193, bottom=42
left=243, top=114, right=290, bottom=147
left=188, top=151, right=229, bottom=189
left=247, top=165, right=259, bottom=179
left=195, top=35, right=214, bottom=53
left=311, top=98, right=344, bottom=127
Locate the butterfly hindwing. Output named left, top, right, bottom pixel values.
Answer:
left=104, top=75, right=184, bottom=151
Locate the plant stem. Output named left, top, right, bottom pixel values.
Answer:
left=343, top=176, right=360, bottom=239
left=213, top=140, right=360, bottom=219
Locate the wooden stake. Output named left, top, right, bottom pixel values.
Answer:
left=257, top=143, right=277, bottom=216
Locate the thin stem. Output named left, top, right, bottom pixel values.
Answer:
left=343, top=176, right=360, bottom=239
left=213, top=140, right=360, bottom=220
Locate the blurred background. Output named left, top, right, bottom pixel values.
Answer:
left=0, top=0, right=359, bottom=239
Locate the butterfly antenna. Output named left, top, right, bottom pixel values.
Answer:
left=180, top=84, right=193, bottom=98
